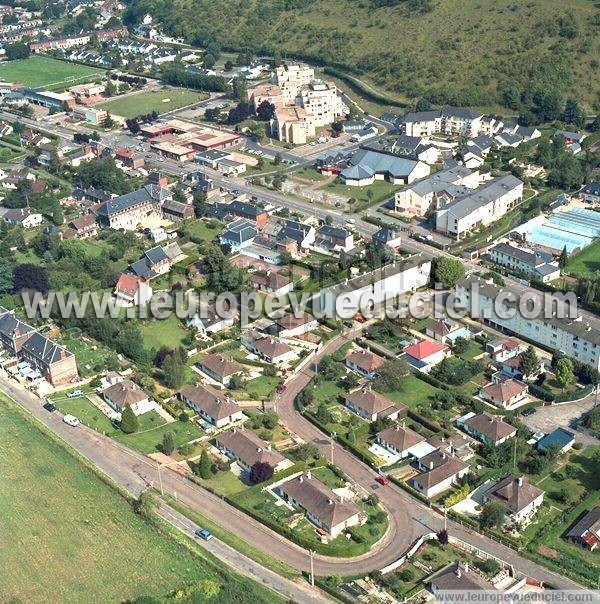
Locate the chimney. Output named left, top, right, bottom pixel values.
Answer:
left=441, top=452, right=446, bottom=460
left=517, top=476, right=523, bottom=487
left=267, top=443, right=272, bottom=452
left=257, top=447, right=262, bottom=453
left=464, top=563, right=469, bottom=573
left=327, top=498, right=333, bottom=505
left=456, top=568, right=462, bottom=579
left=307, top=470, right=312, bottom=480
left=429, top=461, right=434, bottom=470
left=299, top=475, right=303, bottom=483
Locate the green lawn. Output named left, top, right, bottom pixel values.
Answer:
left=97, top=88, right=208, bottom=118
left=115, top=418, right=204, bottom=454
left=322, top=179, right=400, bottom=209
left=0, top=395, right=279, bottom=604
left=194, top=467, right=249, bottom=497
left=52, top=396, right=118, bottom=436
left=376, top=374, right=439, bottom=409
left=185, top=218, right=222, bottom=242
left=294, top=166, right=327, bottom=181
left=139, top=314, right=188, bottom=349
left=0, top=55, right=104, bottom=89
left=564, top=238, right=600, bottom=277
left=231, top=375, right=282, bottom=401
left=58, top=336, right=119, bottom=377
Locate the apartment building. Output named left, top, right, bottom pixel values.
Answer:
left=319, top=253, right=431, bottom=319
left=298, top=80, right=347, bottom=127
left=456, top=275, right=600, bottom=370
left=435, top=175, right=524, bottom=239
left=275, top=62, right=315, bottom=103
left=401, top=106, right=484, bottom=138
left=489, top=243, right=560, bottom=283
left=395, top=166, right=480, bottom=216
left=272, top=106, right=316, bottom=144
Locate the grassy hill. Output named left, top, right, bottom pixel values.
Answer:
left=125, top=0, right=600, bottom=112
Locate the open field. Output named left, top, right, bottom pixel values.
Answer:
left=97, top=88, right=208, bottom=118
left=0, top=56, right=104, bottom=89
left=564, top=238, right=600, bottom=277
left=0, top=396, right=277, bottom=603
left=139, top=314, right=188, bottom=349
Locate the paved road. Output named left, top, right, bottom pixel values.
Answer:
left=157, top=503, right=329, bottom=603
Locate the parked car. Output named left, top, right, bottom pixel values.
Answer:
left=355, top=316, right=367, bottom=324
left=521, top=407, right=536, bottom=417
left=527, top=431, right=545, bottom=445
left=276, top=384, right=287, bottom=394
left=194, top=528, right=212, bottom=540
left=375, top=475, right=389, bottom=486
left=67, top=389, right=83, bottom=398
left=63, top=414, right=80, bottom=427
left=43, top=401, right=56, bottom=412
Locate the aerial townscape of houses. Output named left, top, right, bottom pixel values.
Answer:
left=0, top=8, right=599, bottom=601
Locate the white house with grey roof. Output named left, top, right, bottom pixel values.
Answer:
left=489, top=243, right=560, bottom=282
left=318, top=253, right=431, bottom=319
left=179, top=383, right=244, bottom=428
left=402, top=106, right=484, bottom=138
left=435, top=174, right=523, bottom=239
left=456, top=275, right=600, bottom=370
left=220, top=218, right=258, bottom=251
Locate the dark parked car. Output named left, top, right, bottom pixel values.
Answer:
left=43, top=401, right=56, bottom=412
left=521, top=407, right=536, bottom=417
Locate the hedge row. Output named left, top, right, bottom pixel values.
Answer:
left=528, top=383, right=593, bottom=403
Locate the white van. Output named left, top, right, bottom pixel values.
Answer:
left=63, top=414, right=80, bottom=427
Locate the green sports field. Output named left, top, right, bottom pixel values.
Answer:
left=0, top=56, right=104, bottom=90
left=96, top=87, right=208, bottom=118
left=0, top=396, right=279, bottom=603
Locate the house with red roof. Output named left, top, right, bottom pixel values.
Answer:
left=402, top=339, right=450, bottom=373
left=113, top=274, right=153, bottom=308
left=480, top=376, right=528, bottom=409
left=116, top=147, right=145, bottom=169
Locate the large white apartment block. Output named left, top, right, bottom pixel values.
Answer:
left=395, top=166, right=481, bottom=216
left=298, top=80, right=347, bottom=127
left=275, top=62, right=315, bottom=103
left=435, top=175, right=523, bottom=239
left=319, top=253, right=431, bottom=319
left=402, top=106, right=484, bottom=138
left=456, top=275, right=600, bottom=370
left=273, top=106, right=316, bottom=145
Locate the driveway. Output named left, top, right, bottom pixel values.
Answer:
left=522, top=395, right=599, bottom=445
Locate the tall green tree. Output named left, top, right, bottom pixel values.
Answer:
left=432, top=257, right=465, bottom=288
left=121, top=404, right=139, bottom=434
left=555, top=357, right=575, bottom=392
left=161, top=352, right=185, bottom=389
left=162, top=431, right=175, bottom=455
left=480, top=501, right=505, bottom=529
left=197, top=449, right=212, bottom=479
left=558, top=246, right=568, bottom=269
left=519, top=346, right=540, bottom=378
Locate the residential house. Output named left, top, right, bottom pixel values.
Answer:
left=456, top=412, right=516, bottom=446
left=536, top=428, right=575, bottom=455
left=103, top=379, right=154, bottom=416
left=62, top=214, right=98, bottom=240
left=275, top=312, right=318, bottom=338
left=2, top=207, right=42, bottom=228
left=215, top=427, right=288, bottom=474
left=0, top=307, right=78, bottom=386
left=410, top=450, right=470, bottom=499
left=376, top=423, right=425, bottom=459
left=426, top=319, right=471, bottom=345
left=402, top=339, right=450, bottom=373
left=113, top=274, right=153, bottom=308
left=498, top=352, right=544, bottom=382
left=401, top=107, right=484, bottom=138
left=161, top=199, right=194, bottom=222
left=429, top=562, right=492, bottom=598
left=196, top=353, right=244, bottom=386
left=188, top=304, right=235, bottom=335
left=115, top=147, right=145, bottom=169
left=579, top=182, right=600, bottom=204
left=479, top=377, right=528, bottom=409
left=319, top=253, right=431, bottom=319
left=244, top=332, right=296, bottom=365
left=345, top=387, right=406, bottom=422
left=483, top=475, right=544, bottom=523
left=345, top=348, right=385, bottom=379
left=371, top=227, right=402, bottom=251
left=249, top=269, right=293, bottom=297
left=220, top=218, right=258, bottom=251
left=276, top=471, right=363, bottom=538
left=314, top=225, right=354, bottom=252
left=179, top=383, right=244, bottom=428
left=127, top=246, right=172, bottom=281
left=565, top=507, right=600, bottom=550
